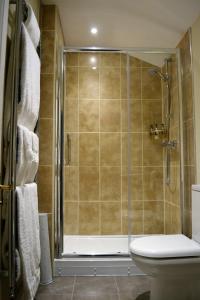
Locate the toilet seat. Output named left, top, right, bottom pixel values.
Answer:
left=130, top=234, right=200, bottom=258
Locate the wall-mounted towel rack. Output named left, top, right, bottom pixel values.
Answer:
left=1, top=0, right=25, bottom=298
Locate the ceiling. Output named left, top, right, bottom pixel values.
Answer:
left=42, top=0, right=200, bottom=49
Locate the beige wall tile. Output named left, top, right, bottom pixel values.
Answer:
left=38, top=166, right=52, bottom=213
left=142, top=100, right=162, bottom=131
left=79, top=133, right=99, bottom=166
left=182, top=74, right=193, bottom=121
left=64, top=99, right=78, bottom=132
left=66, top=53, right=78, bottom=67
left=64, top=202, right=78, bottom=234
left=122, top=201, right=143, bottom=234
left=101, top=203, right=121, bottom=234
left=143, top=133, right=163, bottom=166
left=79, top=100, right=99, bottom=132
left=121, top=54, right=141, bottom=68
left=79, top=167, right=99, bottom=201
left=121, top=67, right=128, bottom=99
left=79, top=53, right=100, bottom=67
left=100, top=53, right=120, bottom=67
left=41, top=5, right=56, bottom=30
left=122, top=133, right=142, bottom=167
left=41, top=30, right=55, bottom=74
left=169, top=126, right=180, bottom=166
left=79, top=203, right=100, bottom=234
left=183, top=119, right=195, bottom=166
left=100, top=167, right=121, bottom=201
left=165, top=202, right=181, bottom=234
left=170, top=86, right=179, bottom=128
left=79, top=68, right=99, bottom=99
left=130, top=68, right=141, bottom=99
left=100, top=100, right=121, bottom=132
left=144, top=201, right=164, bottom=234
left=64, top=166, right=79, bottom=201
left=121, top=67, right=141, bottom=99
left=100, top=68, right=120, bottom=99
left=121, top=100, right=142, bottom=132
left=143, top=167, right=163, bottom=200
left=165, top=166, right=180, bottom=206
left=66, top=67, right=78, bottom=98
left=142, top=68, right=161, bottom=99
left=39, top=118, right=53, bottom=165
left=122, top=172, right=143, bottom=201
left=100, top=133, right=121, bottom=166
left=40, top=74, right=54, bottom=118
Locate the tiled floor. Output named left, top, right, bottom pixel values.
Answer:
left=36, top=276, right=150, bottom=300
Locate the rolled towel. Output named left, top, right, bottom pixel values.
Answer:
left=16, top=125, right=39, bottom=185
left=16, top=183, right=40, bottom=300
left=18, top=24, right=40, bottom=131
left=25, top=3, right=40, bottom=49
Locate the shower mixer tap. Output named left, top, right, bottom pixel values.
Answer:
left=162, top=140, right=177, bottom=149
left=150, top=123, right=168, bottom=139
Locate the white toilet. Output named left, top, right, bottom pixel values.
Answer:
left=130, top=185, right=200, bottom=300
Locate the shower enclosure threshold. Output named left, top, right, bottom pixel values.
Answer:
left=55, top=235, right=148, bottom=276
left=64, top=235, right=133, bottom=256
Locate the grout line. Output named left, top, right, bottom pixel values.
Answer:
left=71, top=276, right=77, bottom=300
left=114, top=276, right=121, bottom=299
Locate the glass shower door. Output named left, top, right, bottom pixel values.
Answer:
left=63, top=51, right=131, bottom=256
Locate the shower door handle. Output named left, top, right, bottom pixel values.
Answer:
left=66, top=134, right=71, bottom=165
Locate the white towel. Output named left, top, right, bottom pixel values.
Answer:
left=18, top=24, right=40, bottom=131
left=16, top=125, right=39, bottom=185
left=16, top=183, right=41, bottom=300
left=25, top=3, right=40, bottom=49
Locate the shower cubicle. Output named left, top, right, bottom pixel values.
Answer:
left=54, top=48, right=184, bottom=274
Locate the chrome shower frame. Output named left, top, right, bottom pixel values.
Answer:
left=55, top=46, right=185, bottom=260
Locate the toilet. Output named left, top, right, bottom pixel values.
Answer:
left=130, top=185, right=200, bottom=300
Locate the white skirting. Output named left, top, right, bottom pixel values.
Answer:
left=54, top=235, right=146, bottom=276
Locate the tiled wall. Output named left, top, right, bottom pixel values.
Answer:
left=38, top=5, right=64, bottom=246
left=64, top=53, right=165, bottom=235
left=177, top=31, right=196, bottom=236
left=162, top=56, right=182, bottom=234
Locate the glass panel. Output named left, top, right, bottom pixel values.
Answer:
left=62, top=50, right=182, bottom=256
left=63, top=51, right=130, bottom=255
left=127, top=52, right=182, bottom=250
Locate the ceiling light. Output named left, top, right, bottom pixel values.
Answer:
left=91, top=27, right=98, bottom=35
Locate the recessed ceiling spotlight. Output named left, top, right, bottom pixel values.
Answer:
left=91, top=27, right=98, bottom=35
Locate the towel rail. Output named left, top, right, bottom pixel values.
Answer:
left=1, top=0, right=24, bottom=298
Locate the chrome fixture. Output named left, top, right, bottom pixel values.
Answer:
left=150, top=123, right=167, bottom=139
left=149, top=58, right=174, bottom=185
left=148, top=68, right=169, bottom=82
left=162, top=140, right=177, bottom=150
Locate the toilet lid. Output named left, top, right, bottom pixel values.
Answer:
left=130, top=234, right=200, bottom=258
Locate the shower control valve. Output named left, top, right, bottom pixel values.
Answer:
left=162, top=140, right=177, bottom=149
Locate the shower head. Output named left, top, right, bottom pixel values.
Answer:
left=149, top=68, right=169, bottom=82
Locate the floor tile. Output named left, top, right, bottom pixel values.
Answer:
left=74, top=276, right=118, bottom=295
left=36, top=276, right=75, bottom=295
left=115, top=276, right=150, bottom=294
